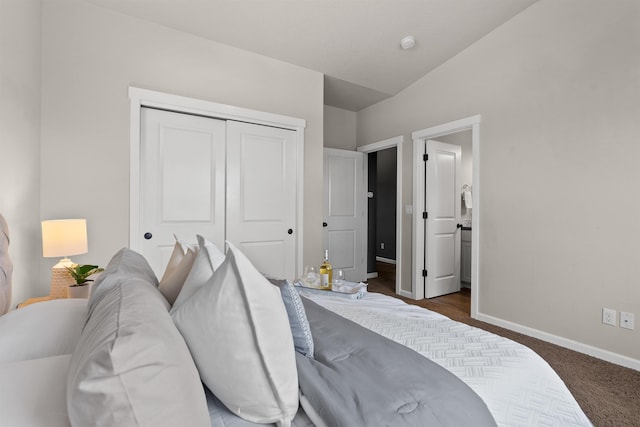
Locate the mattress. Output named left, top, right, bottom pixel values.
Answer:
left=299, top=290, right=592, bottom=427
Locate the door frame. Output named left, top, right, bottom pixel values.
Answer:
left=357, top=136, right=405, bottom=297
left=128, top=87, right=307, bottom=276
left=412, top=115, right=480, bottom=318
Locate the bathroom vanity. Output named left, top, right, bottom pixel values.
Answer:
left=461, top=228, right=472, bottom=285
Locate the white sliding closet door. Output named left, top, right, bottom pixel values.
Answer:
left=138, top=108, right=297, bottom=279
left=226, top=121, right=297, bottom=279
left=139, top=107, right=226, bottom=275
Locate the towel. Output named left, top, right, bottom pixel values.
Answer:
left=464, top=190, right=473, bottom=209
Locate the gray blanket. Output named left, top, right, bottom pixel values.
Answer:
left=296, top=297, right=497, bottom=427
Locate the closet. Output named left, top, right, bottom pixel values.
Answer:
left=136, top=106, right=298, bottom=280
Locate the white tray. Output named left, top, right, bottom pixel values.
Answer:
left=294, top=280, right=367, bottom=299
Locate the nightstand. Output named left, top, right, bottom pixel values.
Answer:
left=17, top=296, right=54, bottom=308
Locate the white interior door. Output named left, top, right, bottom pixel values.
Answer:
left=226, top=121, right=297, bottom=279
left=424, top=140, right=461, bottom=298
left=139, top=107, right=226, bottom=275
left=323, top=148, right=366, bottom=282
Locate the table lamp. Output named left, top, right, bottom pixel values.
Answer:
left=42, top=219, right=88, bottom=299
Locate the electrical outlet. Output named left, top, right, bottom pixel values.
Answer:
left=620, top=312, right=635, bottom=330
left=380, top=242, right=385, bottom=250
left=602, top=308, right=617, bottom=326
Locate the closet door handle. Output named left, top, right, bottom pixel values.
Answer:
left=287, top=229, right=293, bottom=235
left=144, top=232, right=153, bottom=240
left=322, top=222, right=328, bottom=227
left=456, top=224, right=463, bottom=229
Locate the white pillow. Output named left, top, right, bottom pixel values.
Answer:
left=171, top=234, right=225, bottom=309
left=158, top=238, right=196, bottom=305
left=0, top=355, right=72, bottom=427
left=67, top=277, right=211, bottom=427
left=0, top=299, right=87, bottom=363
left=171, top=241, right=298, bottom=426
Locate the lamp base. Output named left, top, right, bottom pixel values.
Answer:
left=50, top=258, right=75, bottom=299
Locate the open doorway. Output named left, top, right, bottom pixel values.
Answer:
left=367, top=148, right=397, bottom=286
left=435, top=130, right=473, bottom=289
left=426, top=131, right=472, bottom=315
left=412, top=115, right=481, bottom=318
left=357, top=136, right=405, bottom=297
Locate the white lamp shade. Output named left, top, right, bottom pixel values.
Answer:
left=42, top=219, right=88, bottom=258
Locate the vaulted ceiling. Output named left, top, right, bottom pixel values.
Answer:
left=85, top=0, right=538, bottom=110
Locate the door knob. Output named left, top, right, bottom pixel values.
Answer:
left=144, top=232, right=153, bottom=240
left=287, top=229, right=293, bottom=235
left=322, top=222, right=328, bottom=227
left=456, top=224, right=463, bottom=229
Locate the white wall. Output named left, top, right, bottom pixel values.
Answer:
left=358, top=0, right=640, bottom=363
left=323, top=105, right=357, bottom=150
left=0, top=0, right=42, bottom=307
left=39, top=1, right=324, bottom=296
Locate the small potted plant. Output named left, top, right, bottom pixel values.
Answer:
left=65, top=264, right=104, bottom=298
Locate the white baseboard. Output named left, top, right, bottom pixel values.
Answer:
left=476, top=312, right=640, bottom=372
left=366, top=272, right=378, bottom=279
left=375, top=256, right=396, bottom=264
left=398, top=289, right=412, bottom=299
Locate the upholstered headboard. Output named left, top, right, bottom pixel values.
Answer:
left=0, top=214, right=13, bottom=315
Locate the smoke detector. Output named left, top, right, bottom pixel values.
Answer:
left=400, top=36, right=416, bottom=50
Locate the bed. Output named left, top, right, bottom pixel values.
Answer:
left=299, top=291, right=592, bottom=427
left=0, top=233, right=592, bottom=427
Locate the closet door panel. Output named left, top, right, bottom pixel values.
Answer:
left=226, top=121, right=297, bottom=279
left=139, top=108, right=226, bottom=276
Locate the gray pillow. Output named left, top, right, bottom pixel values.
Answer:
left=89, top=247, right=159, bottom=307
left=269, top=278, right=314, bottom=359
left=67, top=257, right=210, bottom=426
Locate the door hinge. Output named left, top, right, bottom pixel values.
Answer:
left=423, top=154, right=428, bottom=161
left=422, top=211, right=428, bottom=219
left=422, top=269, right=428, bottom=277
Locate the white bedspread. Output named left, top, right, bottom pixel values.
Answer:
left=300, top=291, right=592, bottom=427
